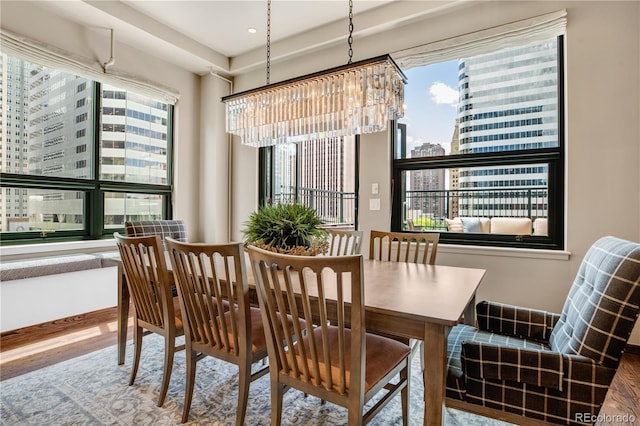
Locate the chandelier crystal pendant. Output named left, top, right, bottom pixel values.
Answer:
left=222, top=0, right=407, bottom=147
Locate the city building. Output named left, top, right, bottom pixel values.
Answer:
left=457, top=39, right=557, bottom=219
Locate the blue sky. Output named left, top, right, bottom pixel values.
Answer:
left=398, top=60, right=459, bottom=155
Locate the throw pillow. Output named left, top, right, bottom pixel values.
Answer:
left=445, top=218, right=463, bottom=232
left=461, top=217, right=482, bottom=233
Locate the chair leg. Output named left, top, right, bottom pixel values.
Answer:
left=271, top=381, right=285, bottom=426
left=401, top=360, right=410, bottom=426
left=236, top=359, right=252, bottom=426
left=157, top=334, right=176, bottom=407
left=181, top=349, right=197, bottom=423
left=129, top=324, right=143, bottom=386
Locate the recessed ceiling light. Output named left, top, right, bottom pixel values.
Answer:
left=247, top=27, right=257, bottom=34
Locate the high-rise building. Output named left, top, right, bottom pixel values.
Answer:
left=409, top=142, right=446, bottom=218
left=0, top=54, right=31, bottom=231
left=448, top=119, right=460, bottom=218
left=457, top=38, right=557, bottom=218
left=271, top=136, right=356, bottom=226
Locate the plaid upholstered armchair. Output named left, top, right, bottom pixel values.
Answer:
left=446, top=236, right=640, bottom=426
left=124, top=220, right=187, bottom=249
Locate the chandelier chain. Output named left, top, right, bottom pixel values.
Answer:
left=347, top=0, right=354, bottom=64
left=266, top=0, right=271, bottom=84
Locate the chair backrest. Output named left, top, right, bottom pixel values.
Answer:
left=369, top=230, right=439, bottom=264
left=166, top=239, right=251, bottom=357
left=326, top=229, right=363, bottom=256
left=549, top=236, right=640, bottom=368
left=125, top=220, right=187, bottom=249
left=114, top=232, right=175, bottom=330
left=247, top=245, right=365, bottom=397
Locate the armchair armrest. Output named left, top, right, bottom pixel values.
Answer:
left=461, top=342, right=565, bottom=390
left=476, top=301, right=560, bottom=343
left=462, top=343, right=617, bottom=395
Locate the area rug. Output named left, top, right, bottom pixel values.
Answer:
left=1, top=334, right=512, bottom=425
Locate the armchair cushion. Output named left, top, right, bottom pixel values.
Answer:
left=477, top=300, right=560, bottom=343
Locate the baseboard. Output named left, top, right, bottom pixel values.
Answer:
left=624, top=344, right=640, bottom=355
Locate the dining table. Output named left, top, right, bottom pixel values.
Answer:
left=108, top=253, right=485, bottom=426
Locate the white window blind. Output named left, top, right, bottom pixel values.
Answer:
left=0, top=28, right=180, bottom=104
left=393, top=10, right=567, bottom=70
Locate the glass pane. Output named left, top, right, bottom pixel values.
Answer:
left=271, top=137, right=357, bottom=226
left=0, top=55, right=94, bottom=178
left=0, top=187, right=84, bottom=232
left=100, top=85, right=169, bottom=184
left=397, top=37, right=558, bottom=160
left=104, top=192, right=164, bottom=228
left=401, top=163, right=549, bottom=235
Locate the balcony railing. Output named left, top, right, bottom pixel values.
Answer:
left=404, top=187, right=548, bottom=231
left=274, top=186, right=356, bottom=226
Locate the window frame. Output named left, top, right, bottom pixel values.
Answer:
left=391, top=35, right=565, bottom=250
left=0, top=80, right=175, bottom=245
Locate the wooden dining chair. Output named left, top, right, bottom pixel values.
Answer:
left=247, top=245, right=411, bottom=426
left=113, top=232, right=185, bottom=407
left=369, top=230, right=440, bottom=369
left=369, top=230, right=439, bottom=265
left=165, top=238, right=269, bottom=425
left=326, top=229, right=363, bottom=256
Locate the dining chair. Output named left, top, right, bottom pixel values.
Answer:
left=369, top=230, right=440, bottom=368
left=445, top=236, right=640, bottom=426
left=325, top=229, right=363, bottom=256
left=369, top=230, right=439, bottom=264
left=165, top=238, right=269, bottom=425
left=113, top=232, right=185, bottom=407
left=247, top=245, right=411, bottom=426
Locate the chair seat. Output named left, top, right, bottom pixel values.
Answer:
left=292, top=326, right=411, bottom=393
left=446, top=324, right=550, bottom=400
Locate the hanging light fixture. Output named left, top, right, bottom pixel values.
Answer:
left=222, top=0, right=407, bottom=147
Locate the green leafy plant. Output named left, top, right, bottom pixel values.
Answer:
left=242, top=203, right=328, bottom=255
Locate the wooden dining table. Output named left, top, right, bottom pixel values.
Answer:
left=109, top=254, right=485, bottom=426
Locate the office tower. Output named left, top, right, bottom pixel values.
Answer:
left=448, top=119, right=460, bottom=218
left=0, top=54, right=31, bottom=231
left=409, top=142, right=446, bottom=218
left=457, top=38, right=557, bottom=218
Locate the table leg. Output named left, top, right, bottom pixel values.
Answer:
left=423, top=322, right=446, bottom=426
left=464, top=294, right=476, bottom=326
left=117, top=266, right=129, bottom=365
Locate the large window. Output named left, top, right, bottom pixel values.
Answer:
left=259, top=136, right=358, bottom=228
left=392, top=36, right=564, bottom=249
left=0, top=54, right=173, bottom=244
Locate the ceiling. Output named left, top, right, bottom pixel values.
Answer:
left=33, top=0, right=462, bottom=76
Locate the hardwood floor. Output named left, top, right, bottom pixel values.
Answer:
left=1, top=308, right=639, bottom=426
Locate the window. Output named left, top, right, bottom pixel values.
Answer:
left=392, top=36, right=564, bottom=250
left=0, top=56, right=174, bottom=243
left=259, top=137, right=358, bottom=228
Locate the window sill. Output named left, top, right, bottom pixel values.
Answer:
left=0, top=239, right=117, bottom=261
left=439, top=243, right=571, bottom=261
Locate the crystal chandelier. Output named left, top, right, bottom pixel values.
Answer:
left=222, top=0, right=407, bottom=147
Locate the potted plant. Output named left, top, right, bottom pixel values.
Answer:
left=242, top=203, right=328, bottom=256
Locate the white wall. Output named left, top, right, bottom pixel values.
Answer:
left=229, top=1, right=640, bottom=344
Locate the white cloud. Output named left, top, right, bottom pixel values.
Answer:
left=429, top=82, right=458, bottom=106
